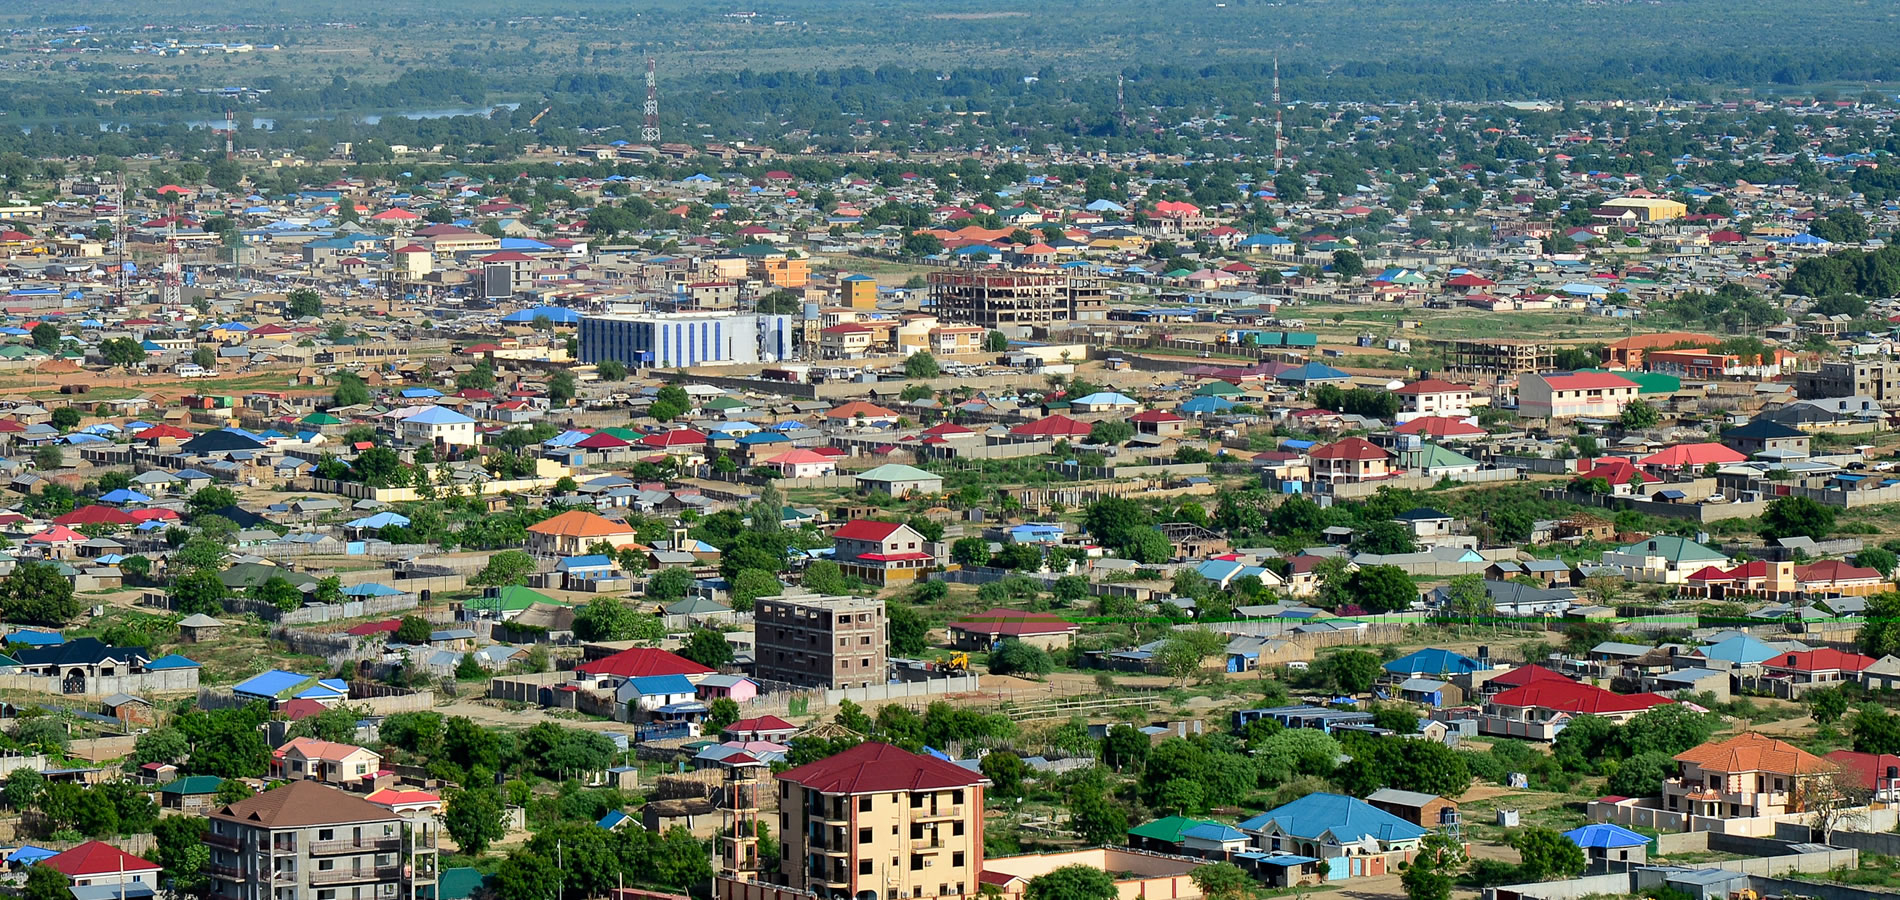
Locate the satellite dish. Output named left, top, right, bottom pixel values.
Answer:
left=1386, top=380, right=1405, bottom=391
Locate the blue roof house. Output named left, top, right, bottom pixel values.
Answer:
left=1383, top=648, right=1485, bottom=678
left=617, top=673, right=698, bottom=713
left=1238, top=793, right=1428, bottom=878
left=1563, top=823, right=1649, bottom=864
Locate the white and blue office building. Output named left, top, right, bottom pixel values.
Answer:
left=579, top=312, right=796, bottom=369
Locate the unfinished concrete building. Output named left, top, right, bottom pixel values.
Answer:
left=930, top=270, right=1107, bottom=333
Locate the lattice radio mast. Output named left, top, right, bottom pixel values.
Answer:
left=643, top=56, right=660, bottom=143
left=1273, top=56, right=1284, bottom=170
left=1117, top=74, right=1128, bottom=129
left=224, top=108, right=235, bottom=160
left=161, top=201, right=182, bottom=310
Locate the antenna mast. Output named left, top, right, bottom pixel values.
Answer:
left=643, top=56, right=660, bottom=144
left=161, top=199, right=182, bottom=311
left=1273, top=56, right=1284, bottom=170
left=224, top=108, right=235, bottom=160
left=114, top=174, right=126, bottom=309
left=1117, top=74, right=1127, bottom=129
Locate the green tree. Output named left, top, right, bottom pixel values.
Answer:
left=29, top=322, right=58, bottom=352
left=1025, top=865, right=1118, bottom=900
left=286, top=288, right=322, bottom=318
left=679, top=629, right=734, bottom=668
left=1760, top=495, right=1836, bottom=542
left=471, top=550, right=536, bottom=586
left=99, top=336, right=147, bottom=369
left=1102, top=724, right=1149, bottom=772
left=0, top=561, right=78, bottom=625
left=1192, top=862, right=1254, bottom=900
left=1513, top=827, right=1586, bottom=881
left=990, top=639, right=1054, bottom=676
left=1401, top=833, right=1466, bottom=900
left=395, top=615, right=433, bottom=644
left=951, top=537, right=991, bottom=567
left=707, top=697, right=741, bottom=731
left=548, top=371, right=577, bottom=404
left=888, top=602, right=930, bottom=655
left=802, top=560, right=850, bottom=594
left=1322, top=649, right=1383, bottom=694
left=1863, top=593, right=1900, bottom=658
left=1619, top=399, right=1661, bottom=430
left=1858, top=547, right=1899, bottom=578
left=1070, top=782, right=1129, bottom=845
left=1087, top=420, right=1135, bottom=446
left=444, top=786, right=508, bottom=856
left=170, top=569, right=229, bottom=616
left=904, top=351, right=941, bottom=378
left=595, top=359, right=628, bottom=381
left=728, top=568, right=781, bottom=612
left=254, top=575, right=304, bottom=612
left=1331, top=249, right=1365, bottom=278
left=32, top=444, right=61, bottom=471
left=756, top=289, right=803, bottom=315
left=332, top=371, right=371, bottom=407
left=1347, top=564, right=1419, bottom=613
left=647, top=566, right=695, bottom=601
left=980, top=750, right=1029, bottom=798
left=1606, top=749, right=1677, bottom=798
left=984, top=330, right=1008, bottom=353
left=154, top=814, right=210, bottom=894
left=455, top=653, right=485, bottom=680
left=188, top=485, right=238, bottom=517
left=573, top=597, right=663, bottom=642
left=1351, top=521, right=1419, bottom=555
left=1807, top=686, right=1850, bottom=725
left=24, top=861, right=72, bottom=900
left=50, top=406, right=80, bottom=432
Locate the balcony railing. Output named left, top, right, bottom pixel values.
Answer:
left=911, top=839, right=943, bottom=852
left=310, top=837, right=402, bottom=856
left=309, top=866, right=401, bottom=885
left=205, top=864, right=246, bottom=882
left=204, top=832, right=241, bottom=849
left=913, top=805, right=961, bottom=819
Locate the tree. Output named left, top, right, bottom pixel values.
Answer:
left=888, top=603, right=930, bottom=655
left=801, top=560, right=850, bottom=594
left=1331, top=249, right=1365, bottom=278
left=756, top=289, right=802, bottom=315
left=1102, top=724, right=1149, bottom=772
left=1513, top=827, right=1586, bottom=881
left=1351, top=521, right=1419, bottom=555
left=188, top=486, right=238, bottom=518
left=1808, top=685, right=1850, bottom=725
left=192, top=345, right=218, bottom=370
left=981, top=750, right=1029, bottom=798
left=170, top=569, right=229, bottom=616
left=990, top=639, right=1054, bottom=676
left=1192, top=862, right=1255, bottom=900
left=99, top=337, right=147, bottom=369
left=1347, top=564, right=1419, bottom=613
left=471, top=550, right=535, bottom=587
left=1798, top=770, right=1872, bottom=843
left=0, top=561, right=78, bottom=625
left=444, top=787, right=507, bottom=855
left=548, top=371, right=577, bottom=404
left=582, top=598, right=666, bottom=643
left=1070, top=782, right=1129, bottom=845
left=395, top=615, right=433, bottom=644
left=1155, top=627, right=1227, bottom=681
left=984, top=330, right=1008, bottom=353
left=1761, top=495, right=1836, bottom=542
left=455, top=653, right=485, bottom=680
left=1087, top=420, right=1134, bottom=446
left=595, top=359, right=628, bottom=381
left=729, top=569, right=781, bottom=612
left=1322, top=649, right=1383, bottom=694
left=649, top=384, right=691, bottom=422
left=332, top=371, right=371, bottom=407
left=647, top=566, right=695, bottom=601
left=254, top=575, right=304, bottom=612
left=154, top=814, right=210, bottom=894
left=1024, top=865, right=1118, bottom=900
left=286, top=288, right=322, bottom=318
left=457, top=363, right=497, bottom=391
left=951, top=537, right=991, bottom=567
left=3, top=767, right=42, bottom=810
left=1606, top=749, right=1677, bottom=798
left=904, top=351, right=941, bottom=378
left=679, top=629, right=734, bottom=668
left=1402, top=833, right=1466, bottom=900
left=1858, top=547, right=1899, bottom=578
left=29, top=322, right=58, bottom=352
left=707, top=697, right=741, bottom=731
left=24, top=861, right=72, bottom=900
left=1372, top=704, right=1419, bottom=734
left=33, top=444, right=61, bottom=471
left=1445, top=573, right=1491, bottom=627
left=1619, top=399, right=1661, bottom=430
left=50, top=406, right=80, bottom=432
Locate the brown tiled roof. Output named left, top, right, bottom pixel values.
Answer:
left=210, top=780, right=400, bottom=828
left=1674, top=733, right=1836, bottom=777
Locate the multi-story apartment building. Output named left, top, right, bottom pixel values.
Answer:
left=1518, top=371, right=1641, bottom=419
left=776, top=742, right=988, bottom=900
left=753, top=595, right=886, bottom=690
left=928, top=270, right=1106, bottom=333
left=1796, top=359, right=1900, bottom=401
left=830, top=520, right=934, bottom=588
left=207, top=780, right=438, bottom=900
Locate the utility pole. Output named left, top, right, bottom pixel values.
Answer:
left=1117, top=73, right=1127, bottom=130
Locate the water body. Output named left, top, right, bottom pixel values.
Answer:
left=16, top=103, right=520, bottom=133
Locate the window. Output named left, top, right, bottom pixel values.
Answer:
left=319, top=829, right=335, bottom=841
left=952, top=822, right=964, bottom=836
left=318, top=892, right=337, bottom=900
left=860, top=828, right=873, bottom=844
left=859, top=861, right=873, bottom=876
left=860, top=797, right=873, bottom=812
left=953, top=852, right=965, bottom=868
left=910, top=856, right=923, bottom=871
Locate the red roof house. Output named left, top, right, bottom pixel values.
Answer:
left=775, top=741, right=986, bottom=793
left=40, top=841, right=162, bottom=885
left=575, top=647, right=713, bottom=679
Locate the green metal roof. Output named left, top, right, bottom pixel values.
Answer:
left=161, top=775, right=224, bottom=795
left=1580, top=368, right=1679, bottom=394
left=1128, top=815, right=1214, bottom=842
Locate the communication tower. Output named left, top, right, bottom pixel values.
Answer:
left=643, top=56, right=660, bottom=143
left=719, top=755, right=766, bottom=881
left=1273, top=56, right=1284, bottom=169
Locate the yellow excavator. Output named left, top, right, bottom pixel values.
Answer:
left=940, top=652, right=970, bottom=674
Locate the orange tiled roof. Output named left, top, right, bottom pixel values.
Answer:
left=1673, top=732, right=1836, bottom=776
